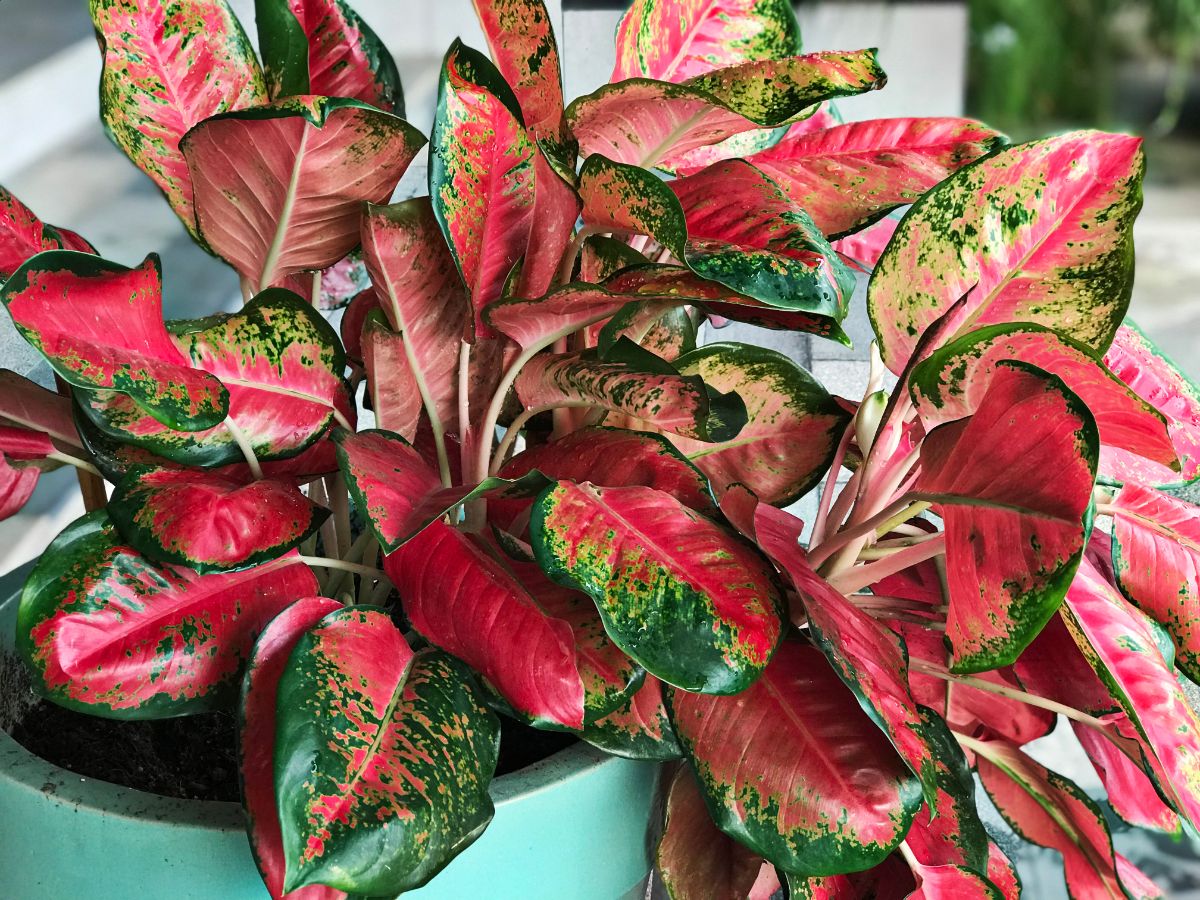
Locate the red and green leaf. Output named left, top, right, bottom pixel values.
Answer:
left=568, top=51, right=886, bottom=169
left=2, top=251, right=228, bottom=430
left=254, top=0, right=403, bottom=111
left=975, top=739, right=1129, bottom=900
left=361, top=198, right=469, bottom=441
left=17, top=510, right=317, bottom=718
left=612, top=0, right=802, bottom=83
left=740, top=117, right=1004, bottom=237
left=0, top=185, right=95, bottom=280
left=1109, top=482, right=1200, bottom=682
left=578, top=154, right=688, bottom=257
left=656, top=764, right=764, bottom=900
left=582, top=674, right=683, bottom=760
left=985, top=843, right=1022, bottom=900
left=868, top=131, right=1145, bottom=373
left=913, top=363, right=1098, bottom=672
left=108, top=467, right=327, bottom=573
left=182, top=96, right=424, bottom=290
left=670, top=160, right=854, bottom=322
left=81, top=288, right=349, bottom=467
left=240, top=597, right=346, bottom=900
left=384, top=520, right=586, bottom=729
left=274, top=607, right=500, bottom=895
left=669, top=639, right=923, bottom=875
left=580, top=235, right=649, bottom=283
left=1061, top=556, right=1200, bottom=830
left=668, top=343, right=850, bottom=504
left=910, top=323, right=1176, bottom=472
left=89, top=0, right=267, bottom=237
left=755, top=505, right=937, bottom=803
left=0, top=368, right=82, bottom=448
left=470, top=0, right=566, bottom=141
left=514, top=347, right=747, bottom=442
left=531, top=481, right=784, bottom=694
left=1072, top=719, right=1180, bottom=835
left=1101, top=321, right=1200, bottom=487
left=430, top=41, right=537, bottom=336
left=908, top=864, right=1003, bottom=900
left=485, top=282, right=672, bottom=352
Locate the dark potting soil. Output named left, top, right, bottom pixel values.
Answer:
left=9, top=700, right=577, bottom=803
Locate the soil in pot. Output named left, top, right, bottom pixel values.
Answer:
left=3, top=649, right=578, bottom=802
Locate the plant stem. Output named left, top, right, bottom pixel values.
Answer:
left=224, top=417, right=263, bottom=480
left=490, top=402, right=590, bottom=475
left=810, top=420, right=855, bottom=546
left=296, top=555, right=387, bottom=579
left=45, top=450, right=103, bottom=478
left=912, top=660, right=1111, bottom=730
left=474, top=344, right=539, bottom=485
left=808, top=497, right=914, bottom=568
left=857, top=530, right=941, bottom=560
left=458, top=339, right=475, bottom=480
left=326, top=472, right=351, bottom=558
left=357, top=538, right=381, bottom=605
left=239, top=277, right=253, bottom=304
left=310, top=270, right=323, bottom=307
left=826, top=535, right=946, bottom=594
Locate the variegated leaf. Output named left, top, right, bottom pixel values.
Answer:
left=669, top=639, right=923, bottom=875
left=578, top=154, right=688, bottom=257
left=17, top=510, right=317, bottom=718
left=183, top=96, right=424, bottom=290
left=868, top=131, right=1145, bottom=372
left=0, top=185, right=95, bottom=280
left=89, top=0, right=267, bottom=237
left=582, top=674, right=683, bottom=760
left=255, top=0, right=403, bottom=111
left=531, top=481, right=784, bottom=694
left=430, top=41, right=537, bottom=337
left=275, top=607, right=500, bottom=895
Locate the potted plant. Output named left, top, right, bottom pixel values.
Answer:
left=1, top=0, right=1197, bottom=897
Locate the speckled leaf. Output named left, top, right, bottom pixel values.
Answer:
left=1072, top=720, right=1180, bottom=835
left=755, top=505, right=937, bottom=805
left=485, top=283, right=674, bottom=352
left=108, top=467, right=327, bottom=573
left=568, top=51, right=886, bottom=169
left=514, top=348, right=746, bottom=442
left=1109, top=483, right=1200, bottom=682
left=669, top=639, right=923, bottom=875
left=1060, top=556, right=1200, bottom=831
left=740, top=117, right=1004, bottom=238
left=582, top=674, right=683, bottom=760
left=384, top=521, right=586, bottom=729
left=578, top=155, right=688, bottom=257
left=490, top=426, right=715, bottom=533
left=671, top=160, right=855, bottom=321
left=430, top=41, right=537, bottom=337
left=0, top=185, right=95, bottom=281
left=580, top=235, right=649, bottom=283
left=1, top=251, right=228, bottom=430
left=254, top=0, right=403, bottom=111
left=656, top=763, right=763, bottom=900
left=335, top=429, right=547, bottom=552
left=985, top=843, right=1022, bottom=900
left=470, top=0, right=565, bottom=140
left=531, top=481, right=784, bottom=694
left=89, top=0, right=267, bottom=237
left=0, top=369, right=82, bottom=449
left=612, top=0, right=801, bottom=83
left=17, top=510, right=317, bottom=718
left=182, top=96, right=424, bottom=290
left=668, top=343, right=850, bottom=505
left=910, top=324, right=1176, bottom=473
left=240, top=597, right=346, bottom=900
left=597, top=300, right=698, bottom=362
left=361, top=198, right=469, bottom=441
left=666, top=102, right=842, bottom=177
left=913, top=363, right=1098, bottom=672
left=868, top=131, right=1145, bottom=373
left=1101, top=322, right=1200, bottom=487
left=975, top=739, right=1128, bottom=900
left=275, top=608, right=499, bottom=895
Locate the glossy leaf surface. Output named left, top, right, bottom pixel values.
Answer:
left=0, top=368, right=81, bottom=447
left=89, top=0, right=267, bottom=235
left=669, top=343, right=849, bottom=504
left=913, top=364, right=1098, bottom=671
left=275, top=608, right=499, bottom=895
left=108, top=467, right=326, bottom=573
left=532, top=481, right=783, bottom=694
left=869, top=131, right=1144, bottom=372
left=255, top=0, right=403, bottom=111
left=0, top=186, right=95, bottom=280
left=670, top=639, right=922, bottom=876
left=17, top=510, right=317, bottom=718
left=578, top=154, right=688, bottom=257
left=183, top=96, right=424, bottom=289
left=1072, top=719, right=1180, bottom=835
left=240, top=597, right=346, bottom=900
left=430, top=41, right=537, bottom=336
left=385, top=521, right=586, bottom=729
left=582, top=674, right=683, bottom=760
left=611, top=0, right=801, bottom=83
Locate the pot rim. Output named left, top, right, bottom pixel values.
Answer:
left=0, top=560, right=615, bottom=830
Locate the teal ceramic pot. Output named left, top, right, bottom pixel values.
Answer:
left=0, top=562, right=661, bottom=900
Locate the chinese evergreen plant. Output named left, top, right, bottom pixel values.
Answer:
left=0, top=0, right=1197, bottom=897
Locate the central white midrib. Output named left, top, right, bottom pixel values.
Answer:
left=258, top=129, right=309, bottom=292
